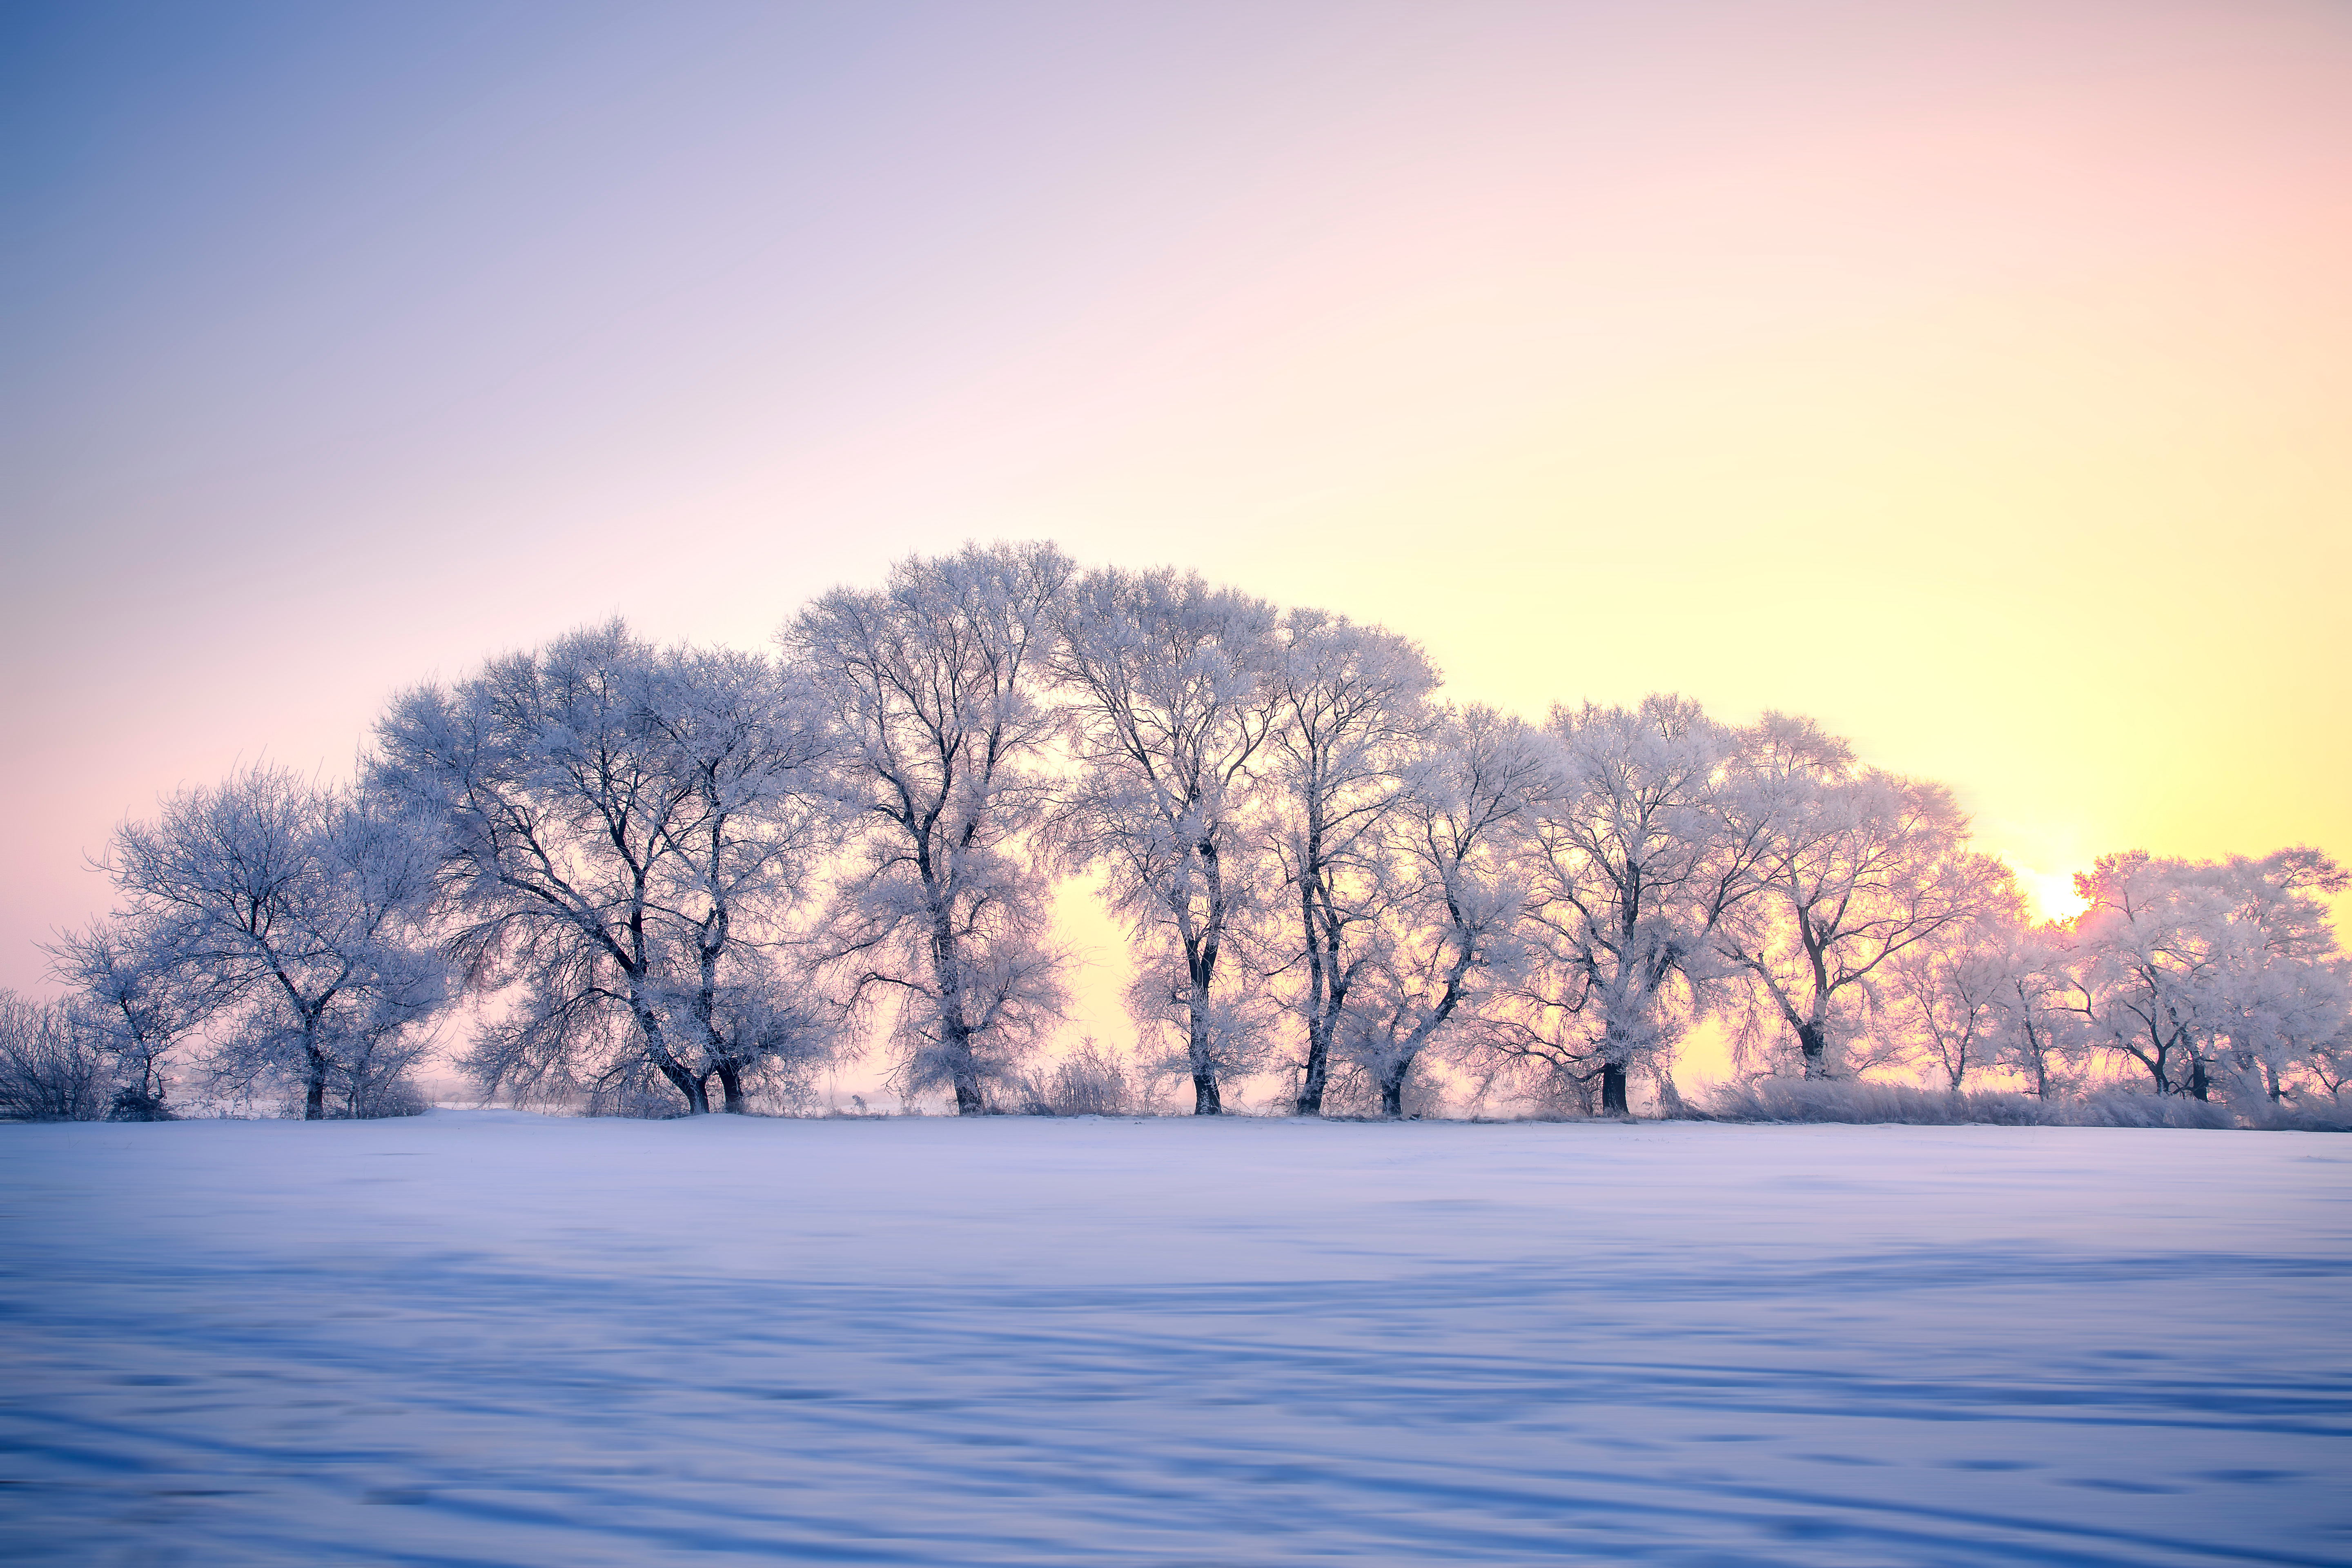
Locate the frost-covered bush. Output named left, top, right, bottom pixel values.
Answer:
left=346, top=1076, right=430, bottom=1119
left=107, top=1085, right=174, bottom=1122
left=2056, top=1091, right=2237, bottom=1130
left=1318, top=1057, right=1450, bottom=1119
left=586, top=1061, right=695, bottom=1119
left=0, top=993, right=112, bottom=1122
left=2243, top=1100, right=2352, bottom=1132
left=1009, top=1042, right=1136, bottom=1116
left=1697, top=1078, right=2049, bottom=1126
left=1690, top=1076, right=2346, bottom=1130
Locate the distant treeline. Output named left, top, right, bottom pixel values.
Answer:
left=5, top=541, right=2346, bottom=1125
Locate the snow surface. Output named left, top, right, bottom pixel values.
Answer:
left=2, top=1112, right=2346, bottom=1566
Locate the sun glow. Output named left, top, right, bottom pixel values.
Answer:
left=2016, top=868, right=2090, bottom=925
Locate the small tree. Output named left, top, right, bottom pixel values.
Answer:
left=49, top=915, right=216, bottom=1118
left=1880, top=872, right=2030, bottom=1090
left=100, top=766, right=448, bottom=1119
left=1984, top=922, right=2087, bottom=1099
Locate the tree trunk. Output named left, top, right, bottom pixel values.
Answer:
left=714, top=1062, right=748, bottom=1114
left=1295, top=872, right=1330, bottom=1116
left=1655, top=1069, right=1685, bottom=1117
left=304, top=1049, right=327, bottom=1121
left=1187, top=976, right=1223, bottom=1115
left=1379, top=1060, right=1408, bottom=1119
left=653, top=1055, right=710, bottom=1114
left=951, top=1065, right=987, bottom=1116
left=2188, top=1056, right=2210, bottom=1102
left=1600, top=1059, right=1629, bottom=1116
left=1296, top=1026, right=1330, bottom=1116
left=1797, top=1020, right=1830, bottom=1079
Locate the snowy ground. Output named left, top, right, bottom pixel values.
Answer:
left=2, top=1114, right=2345, bottom=1567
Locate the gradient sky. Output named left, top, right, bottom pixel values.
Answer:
left=5, top=1, right=2348, bottom=1081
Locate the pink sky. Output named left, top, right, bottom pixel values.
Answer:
left=5, top=2, right=2348, bottom=1080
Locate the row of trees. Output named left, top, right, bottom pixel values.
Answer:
left=20, top=541, right=2350, bottom=1121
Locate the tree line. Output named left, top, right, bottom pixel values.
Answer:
left=7, top=540, right=2347, bottom=1123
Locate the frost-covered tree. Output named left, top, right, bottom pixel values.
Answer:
left=1984, top=921, right=2088, bottom=1099
left=1051, top=567, right=1282, bottom=1114
left=637, top=646, right=843, bottom=1111
left=98, top=765, right=449, bottom=1119
left=1340, top=706, right=1546, bottom=1118
left=1715, top=715, right=2007, bottom=1079
left=789, top=542, right=1073, bottom=1114
left=374, top=624, right=837, bottom=1114
left=1880, top=870, right=2031, bottom=1089
left=1258, top=609, right=1440, bottom=1114
left=2066, top=848, right=2350, bottom=1102
left=1501, top=695, right=1761, bottom=1115
left=48, top=914, right=217, bottom=1118
left=2203, top=849, right=2352, bottom=1105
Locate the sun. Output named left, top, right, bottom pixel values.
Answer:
left=2016, top=867, right=2089, bottom=924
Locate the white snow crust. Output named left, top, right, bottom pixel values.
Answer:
left=2, top=1112, right=2345, bottom=1566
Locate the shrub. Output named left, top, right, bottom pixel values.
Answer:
left=345, top=1076, right=430, bottom=1119
left=1691, top=1076, right=2346, bottom=1130
left=108, top=1085, right=174, bottom=1121
left=1008, top=1042, right=1136, bottom=1116
left=0, top=993, right=113, bottom=1122
left=2056, top=1090, right=2234, bottom=1130
left=1697, top=1078, right=2050, bottom=1126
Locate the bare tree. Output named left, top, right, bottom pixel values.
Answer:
left=1501, top=695, right=1762, bottom=1115
left=789, top=542, right=1074, bottom=1114
left=100, top=765, right=448, bottom=1119
left=1259, top=609, right=1439, bottom=1114
left=1051, top=566, right=1282, bottom=1114
left=373, top=624, right=837, bottom=1114
left=1715, top=715, right=2003, bottom=1080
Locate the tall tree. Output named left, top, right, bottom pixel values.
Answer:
left=1503, top=695, right=1761, bottom=1114
left=1715, top=715, right=2005, bottom=1079
left=789, top=542, right=1073, bottom=1114
left=374, top=623, right=837, bottom=1114
left=1259, top=608, right=1439, bottom=1115
left=1342, top=706, right=1546, bottom=1118
left=1051, top=567, right=1281, bottom=1114
left=638, top=646, right=842, bottom=1112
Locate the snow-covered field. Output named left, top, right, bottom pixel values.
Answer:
left=2, top=1113, right=2345, bottom=1567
